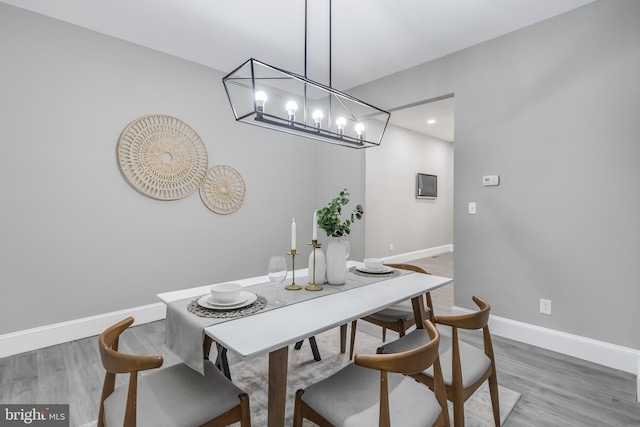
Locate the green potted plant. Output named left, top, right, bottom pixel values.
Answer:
left=317, top=189, right=363, bottom=285
left=317, top=189, right=364, bottom=237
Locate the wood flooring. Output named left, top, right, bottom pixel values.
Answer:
left=1, top=251, right=638, bottom=426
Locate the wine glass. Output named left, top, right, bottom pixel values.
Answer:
left=343, top=240, right=351, bottom=260
left=267, top=256, right=288, bottom=306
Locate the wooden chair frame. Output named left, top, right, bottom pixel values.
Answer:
left=98, top=317, right=251, bottom=427
left=293, top=320, right=449, bottom=427
left=349, top=263, right=435, bottom=359
left=408, top=296, right=500, bottom=427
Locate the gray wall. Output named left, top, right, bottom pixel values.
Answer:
left=353, top=0, right=640, bottom=349
left=0, top=4, right=365, bottom=334
left=365, top=124, right=453, bottom=258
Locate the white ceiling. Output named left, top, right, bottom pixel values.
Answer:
left=2, top=0, right=595, bottom=141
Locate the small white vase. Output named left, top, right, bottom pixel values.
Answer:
left=308, top=247, right=326, bottom=285
left=326, top=237, right=347, bottom=285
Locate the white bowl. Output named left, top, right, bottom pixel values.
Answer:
left=363, top=258, right=384, bottom=270
left=210, top=283, right=242, bottom=303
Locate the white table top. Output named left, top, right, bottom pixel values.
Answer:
left=157, top=261, right=452, bottom=359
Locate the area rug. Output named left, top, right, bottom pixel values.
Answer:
left=81, top=329, right=520, bottom=427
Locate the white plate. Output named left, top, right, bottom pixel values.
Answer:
left=197, top=291, right=257, bottom=310
left=356, top=265, right=394, bottom=274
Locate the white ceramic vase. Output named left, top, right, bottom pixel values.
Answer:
left=326, top=237, right=347, bottom=285
left=307, top=247, right=326, bottom=285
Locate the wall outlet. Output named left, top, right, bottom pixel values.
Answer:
left=540, top=298, right=552, bottom=315
left=468, top=202, right=477, bottom=214
left=389, top=243, right=394, bottom=251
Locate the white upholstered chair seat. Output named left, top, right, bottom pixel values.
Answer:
left=301, top=362, right=443, bottom=427
left=369, top=300, right=432, bottom=323
left=380, top=327, right=491, bottom=388
left=103, top=361, right=244, bottom=427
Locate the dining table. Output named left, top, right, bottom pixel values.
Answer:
left=158, top=260, right=453, bottom=427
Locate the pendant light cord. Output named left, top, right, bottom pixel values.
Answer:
left=303, top=0, right=333, bottom=122
left=329, top=0, right=332, bottom=88
left=304, top=0, right=308, bottom=79
left=329, top=0, right=332, bottom=121
left=304, top=0, right=308, bottom=121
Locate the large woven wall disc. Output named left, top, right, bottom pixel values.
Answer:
left=200, top=165, right=246, bottom=214
left=117, top=115, right=209, bottom=201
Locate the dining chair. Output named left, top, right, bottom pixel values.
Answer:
left=293, top=320, right=449, bottom=427
left=379, top=296, right=500, bottom=427
left=97, top=317, right=251, bottom=427
left=348, top=263, right=435, bottom=359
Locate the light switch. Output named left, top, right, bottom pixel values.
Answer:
left=468, top=202, right=476, bottom=214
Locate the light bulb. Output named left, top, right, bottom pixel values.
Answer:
left=336, top=117, right=347, bottom=135
left=355, top=123, right=365, bottom=140
left=255, top=91, right=267, bottom=114
left=312, top=110, right=324, bottom=129
left=285, top=101, right=297, bottom=123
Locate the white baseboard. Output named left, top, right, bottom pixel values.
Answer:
left=381, top=244, right=453, bottom=264
left=0, top=303, right=166, bottom=359
left=452, top=305, right=640, bottom=402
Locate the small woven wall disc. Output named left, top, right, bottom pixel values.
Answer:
left=200, top=165, right=246, bottom=214
left=117, top=115, right=209, bottom=201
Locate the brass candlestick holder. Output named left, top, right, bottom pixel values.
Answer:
left=285, top=249, right=302, bottom=290
left=305, top=240, right=323, bottom=291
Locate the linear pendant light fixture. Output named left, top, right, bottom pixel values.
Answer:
left=222, top=0, right=390, bottom=148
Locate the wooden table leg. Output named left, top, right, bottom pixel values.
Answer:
left=268, top=346, right=289, bottom=427
left=339, top=324, right=347, bottom=353
left=412, top=295, right=426, bottom=328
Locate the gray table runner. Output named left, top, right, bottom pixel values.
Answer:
left=165, top=268, right=411, bottom=374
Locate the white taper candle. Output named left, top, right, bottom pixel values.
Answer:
left=312, top=210, right=318, bottom=241
left=291, top=218, right=296, bottom=250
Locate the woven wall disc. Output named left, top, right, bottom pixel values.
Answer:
left=117, top=115, right=209, bottom=201
left=200, top=165, right=246, bottom=214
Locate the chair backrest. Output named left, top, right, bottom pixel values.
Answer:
left=356, top=320, right=439, bottom=374
left=97, top=317, right=163, bottom=427
left=354, top=320, right=449, bottom=427
left=384, top=263, right=434, bottom=322
left=434, top=295, right=490, bottom=331
left=384, top=263, right=430, bottom=275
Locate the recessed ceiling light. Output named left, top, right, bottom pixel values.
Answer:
left=427, top=119, right=437, bottom=125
